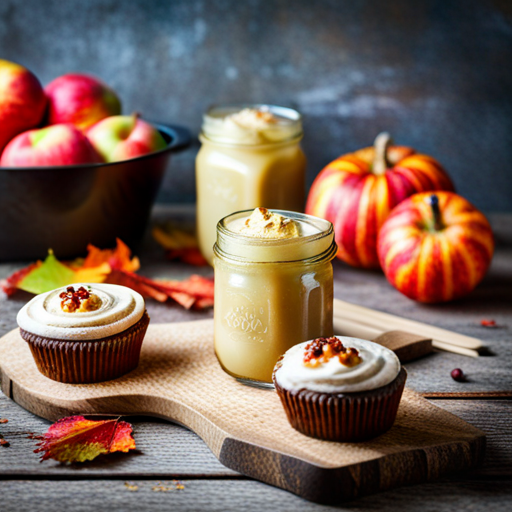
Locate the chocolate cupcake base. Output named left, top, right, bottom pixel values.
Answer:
left=20, top=311, right=150, bottom=384
left=273, top=366, right=407, bottom=442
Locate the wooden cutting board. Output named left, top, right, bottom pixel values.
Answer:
left=0, top=320, right=485, bottom=504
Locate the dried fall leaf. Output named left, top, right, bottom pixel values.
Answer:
left=17, top=251, right=76, bottom=294
left=166, top=248, right=208, bottom=266
left=73, top=262, right=111, bottom=283
left=168, top=291, right=196, bottom=310
left=480, top=319, right=497, bottom=327
left=155, top=275, right=214, bottom=300
left=153, top=226, right=208, bottom=266
left=83, top=238, right=140, bottom=272
left=16, top=251, right=108, bottom=295
left=0, top=262, right=42, bottom=296
left=154, top=275, right=214, bottom=310
left=105, top=269, right=168, bottom=302
left=34, top=415, right=136, bottom=463
left=192, top=296, right=215, bottom=310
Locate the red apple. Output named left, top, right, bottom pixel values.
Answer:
left=45, top=73, right=121, bottom=131
left=0, top=124, right=103, bottom=167
left=377, top=191, right=494, bottom=303
left=0, top=59, right=47, bottom=152
left=86, top=115, right=167, bottom=162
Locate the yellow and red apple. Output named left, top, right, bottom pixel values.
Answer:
left=306, top=133, right=455, bottom=269
left=377, top=191, right=494, bottom=303
left=87, top=115, right=167, bottom=163
left=45, top=73, right=121, bottom=131
left=0, top=59, right=47, bottom=152
left=0, top=124, right=103, bottom=167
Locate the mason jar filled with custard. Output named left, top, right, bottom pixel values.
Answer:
left=196, top=105, right=306, bottom=264
left=213, top=207, right=337, bottom=387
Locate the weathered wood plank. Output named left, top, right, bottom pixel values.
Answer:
left=1, top=390, right=510, bottom=478
left=0, top=391, right=236, bottom=477
left=433, top=400, right=512, bottom=476
left=1, top=479, right=511, bottom=512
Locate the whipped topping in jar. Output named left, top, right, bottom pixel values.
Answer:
left=17, top=283, right=145, bottom=341
left=201, top=104, right=302, bottom=145
left=237, top=207, right=300, bottom=239
left=274, top=336, right=400, bottom=393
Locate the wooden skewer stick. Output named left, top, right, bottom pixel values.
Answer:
left=333, top=315, right=480, bottom=358
left=333, top=299, right=483, bottom=350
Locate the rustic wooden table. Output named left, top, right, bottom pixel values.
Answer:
left=1, top=206, right=511, bottom=511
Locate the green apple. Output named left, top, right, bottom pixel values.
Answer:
left=87, top=115, right=167, bottom=163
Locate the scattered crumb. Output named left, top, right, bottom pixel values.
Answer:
left=124, top=482, right=139, bottom=492
left=152, top=481, right=173, bottom=492
left=151, top=481, right=185, bottom=492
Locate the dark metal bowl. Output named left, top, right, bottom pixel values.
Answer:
left=0, top=123, right=191, bottom=261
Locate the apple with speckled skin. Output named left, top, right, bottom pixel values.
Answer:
left=0, top=124, right=103, bottom=167
left=87, top=115, right=167, bottom=163
left=0, top=59, right=47, bottom=152
left=45, top=73, right=121, bottom=131
left=377, top=191, right=494, bottom=303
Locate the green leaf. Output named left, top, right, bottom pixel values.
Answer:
left=18, top=251, right=76, bottom=294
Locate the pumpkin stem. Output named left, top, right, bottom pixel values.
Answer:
left=372, top=132, right=393, bottom=175
left=429, top=194, right=444, bottom=231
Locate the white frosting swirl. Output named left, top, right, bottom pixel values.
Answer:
left=274, top=337, right=400, bottom=393
left=17, top=283, right=145, bottom=341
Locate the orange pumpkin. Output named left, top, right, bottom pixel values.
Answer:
left=306, top=133, right=455, bottom=269
left=378, top=192, right=494, bottom=303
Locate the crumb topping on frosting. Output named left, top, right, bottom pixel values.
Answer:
left=274, top=336, right=400, bottom=393
left=60, top=286, right=102, bottom=313
left=17, top=283, right=145, bottom=341
left=303, top=336, right=362, bottom=368
left=239, top=208, right=300, bottom=239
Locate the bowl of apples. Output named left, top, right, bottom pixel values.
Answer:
left=0, top=59, right=190, bottom=261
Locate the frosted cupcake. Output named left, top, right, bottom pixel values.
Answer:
left=17, top=283, right=149, bottom=384
left=273, top=336, right=406, bottom=442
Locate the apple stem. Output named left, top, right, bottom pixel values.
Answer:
left=430, top=194, right=444, bottom=231
left=372, top=132, right=393, bottom=176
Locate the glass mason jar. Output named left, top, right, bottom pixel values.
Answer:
left=213, top=209, right=337, bottom=387
left=196, top=104, right=306, bottom=264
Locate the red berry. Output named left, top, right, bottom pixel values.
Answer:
left=451, top=368, right=465, bottom=382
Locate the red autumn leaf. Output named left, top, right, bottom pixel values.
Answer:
left=33, top=415, right=136, bottom=463
left=83, top=238, right=140, bottom=272
left=192, top=296, right=215, bottom=310
left=0, top=262, right=41, bottom=296
left=105, top=270, right=214, bottom=310
left=168, top=291, right=196, bottom=310
left=105, top=269, right=168, bottom=302
left=165, top=248, right=208, bottom=266
left=153, top=275, right=214, bottom=310
left=155, top=275, right=214, bottom=300
left=152, top=225, right=208, bottom=266
left=480, top=319, right=497, bottom=327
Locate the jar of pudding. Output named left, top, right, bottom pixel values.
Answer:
left=196, top=104, right=306, bottom=264
left=213, top=208, right=337, bottom=387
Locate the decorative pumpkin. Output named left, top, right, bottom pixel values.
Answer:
left=378, top=192, right=494, bottom=303
left=305, top=133, right=455, bottom=268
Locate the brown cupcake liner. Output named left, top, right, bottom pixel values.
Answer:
left=20, top=310, right=150, bottom=384
left=273, top=364, right=407, bottom=442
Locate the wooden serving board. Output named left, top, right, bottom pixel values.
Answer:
left=0, top=320, right=485, bottom=504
